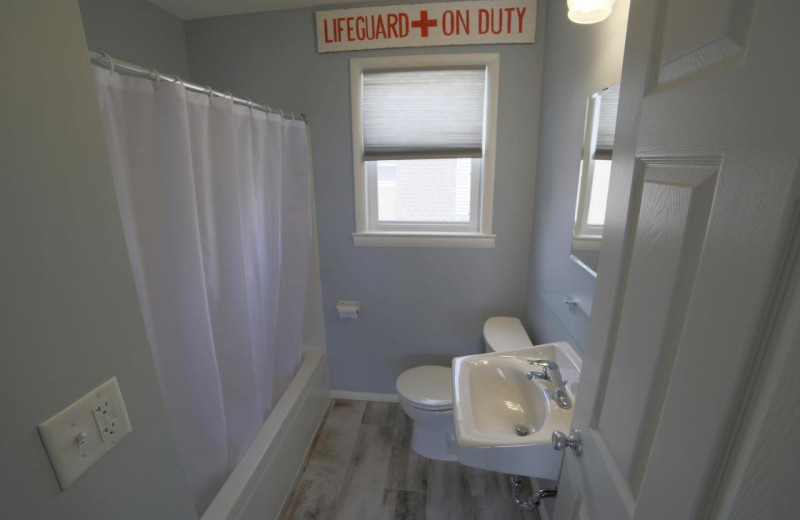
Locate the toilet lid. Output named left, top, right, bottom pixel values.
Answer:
left=483, top=316, right=533, bottom=352
left=396, top=366, right=453, bottom=411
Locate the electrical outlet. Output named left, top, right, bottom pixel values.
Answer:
left=92, top=398, right=120, bottom=443
left=38, top=377, right=132, bottom=490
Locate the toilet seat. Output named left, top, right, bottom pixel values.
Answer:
left=396, top=366, right=453, bottom=411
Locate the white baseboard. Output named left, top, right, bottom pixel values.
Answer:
left=331, top=390, right=399, bottom=403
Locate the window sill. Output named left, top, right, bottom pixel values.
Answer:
left=352, top=232, right=496, bottom=248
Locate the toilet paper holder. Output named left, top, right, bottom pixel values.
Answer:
left=336, top=300, right=360, bottom=319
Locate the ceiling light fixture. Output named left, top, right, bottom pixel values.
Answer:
left=567, top=0, right=616, bottom=24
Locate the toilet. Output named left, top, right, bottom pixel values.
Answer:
left=395, top=316, right=534, bottom=461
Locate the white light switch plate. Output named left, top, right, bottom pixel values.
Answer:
left=37, top=377, right=132, bottom=489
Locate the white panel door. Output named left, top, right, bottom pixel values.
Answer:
left=553, top=0, right=800, bottom=518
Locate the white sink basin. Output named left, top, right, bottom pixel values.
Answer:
left=452, top=342, right=581, bottom=479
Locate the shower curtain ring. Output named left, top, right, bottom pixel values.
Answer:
left=204, top=85, right=214, bottom=99
left=279, top=108, right=284, bottom=118
left=224, top=92, right=234, bottom=103
left=150, top=68, right=161, bottom=90
left=101, top=52, right=115, bottom=76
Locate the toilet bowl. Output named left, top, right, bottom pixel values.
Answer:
left=396, top=366, right=456, bottom=460
left=395, top=316, right=533, bottom=461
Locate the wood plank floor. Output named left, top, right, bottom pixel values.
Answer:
left=280, top=400, right=542, bottom=520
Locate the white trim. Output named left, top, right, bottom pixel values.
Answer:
left=367, top=160, right=378, bottom=230
left=350, top=60, right=368, bottom=232
left=573, top=92, right=604, bottom=240
left=480, top=55, right=499, bottom=236
left=331, top=390, right=399, bottom=403
left=352, top=232, right=496, bottom=248
left=571, top=238, right=601, bottom=251
left=350, top=53, right=500, bottom=244
left=201, top=349, right=330, bottom=520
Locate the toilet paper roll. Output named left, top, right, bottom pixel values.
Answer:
left=336, top=300, right=360, bottom=319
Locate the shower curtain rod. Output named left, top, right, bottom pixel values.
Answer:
left=89, top=51, right=308, bottom=123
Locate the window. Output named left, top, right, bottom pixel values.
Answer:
left=350, top=54, right=499, bottom=248
left=573, top=84, right=619, bottom=248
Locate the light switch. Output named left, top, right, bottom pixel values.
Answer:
left=37, top=377, right=132, bottom=490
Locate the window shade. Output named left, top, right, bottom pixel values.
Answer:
left=362, top=68, right=486, bottom=161
left=594, top=84, right=620, bottom=159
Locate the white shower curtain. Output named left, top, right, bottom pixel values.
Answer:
left=92, top=66, right=312, bottom=513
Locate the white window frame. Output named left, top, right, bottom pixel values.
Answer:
left=573, top=91, right=605, bottom=251
left=350, top=54, right=499, bottom=248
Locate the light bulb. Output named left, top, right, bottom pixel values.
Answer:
left=567, top=0, right=616, bottom=24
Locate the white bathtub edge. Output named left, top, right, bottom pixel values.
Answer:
left=201, top=348, right=331, bottom=520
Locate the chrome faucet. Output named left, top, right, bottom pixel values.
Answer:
left=527, top=359, right=572, bottom=409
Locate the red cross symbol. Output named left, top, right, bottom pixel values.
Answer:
left=411, top=10, right=438, bottom=38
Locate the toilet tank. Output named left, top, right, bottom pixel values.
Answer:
left=483, top=317, right=533, bottom=352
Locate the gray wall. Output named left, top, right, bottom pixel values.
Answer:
left=186, top=3, right=546, bottom=393
left=78, top=0, right=191, bottom=79
left=523, top=0, right=629, bottom=353
left=0, top=1, right=197, bottom=518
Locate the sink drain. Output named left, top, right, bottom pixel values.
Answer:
left=514, top=425, right=530, bottom=437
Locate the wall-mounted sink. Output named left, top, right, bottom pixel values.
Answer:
left=452, top=342, right=581, bottom=479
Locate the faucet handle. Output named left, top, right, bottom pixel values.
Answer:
left=528, top=359, right=560, bottom=371
left=527, top=368, right=550, bottom=381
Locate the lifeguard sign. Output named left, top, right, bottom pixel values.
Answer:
left=315, top=0, right=536, bottom=53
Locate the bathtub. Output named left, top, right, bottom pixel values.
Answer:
left=201, top=348, right=331, bottom=520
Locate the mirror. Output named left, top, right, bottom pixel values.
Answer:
left=570, top=84, right=620, bottom=277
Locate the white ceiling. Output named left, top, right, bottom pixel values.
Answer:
left=148, top=0, right=362, bottom=20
